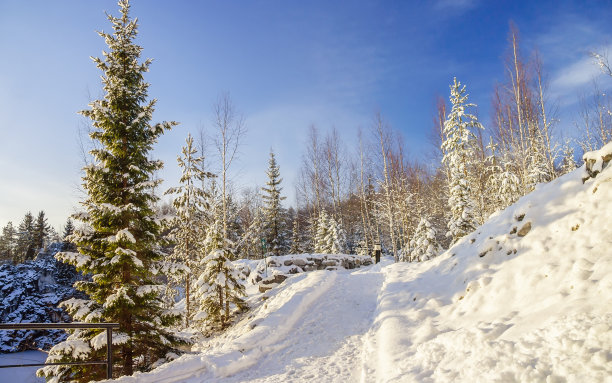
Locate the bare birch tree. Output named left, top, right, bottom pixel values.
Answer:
left=212, top=93, right=246, bottom=247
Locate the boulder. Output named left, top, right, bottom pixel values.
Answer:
left=258, top=283, right=277, bottom=293
left=292, top=258, right=307, bottom=267
left=322, top=259, right=338, bottom=267
left=517, top=221, right=532, bottom=237
left=261, top=273, right=288, bottom=285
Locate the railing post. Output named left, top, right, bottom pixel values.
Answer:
left=106, top=327, right=112, bottom=379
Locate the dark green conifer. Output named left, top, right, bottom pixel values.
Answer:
left=39, top=1, right=182, bottom=380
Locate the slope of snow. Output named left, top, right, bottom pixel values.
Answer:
left=107, top=165, right=612, bottom=382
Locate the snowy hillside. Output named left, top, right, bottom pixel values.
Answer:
left=107, top=164, right=611, bottom=382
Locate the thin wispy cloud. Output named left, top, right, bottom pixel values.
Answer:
left=434, top=0, right=479, bottom=11
left=550, top=56, right=605, bottom=101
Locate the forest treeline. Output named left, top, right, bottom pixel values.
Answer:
left=0, top=212, right=74, bottom=264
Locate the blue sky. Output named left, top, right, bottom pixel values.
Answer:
left=1, top=0, right=611, bottom=230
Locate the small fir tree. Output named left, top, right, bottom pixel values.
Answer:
left=63, top=218, right=75, bottom=240
left=314, top=210, right=330, bottom=253
left=194, top=218, right=247, bottom=330
left=165, top=134, right=214, bottom=327
left=441, top=78, right=481, bottom=243
left=288, top=218, right=302, bottom=254
left=498, top=158, right=522, bottom=209
left=261, top=150, right=287, bottom=255
left=62, top=218, right=76, bottom=251
left=39, top=2, right=183, bottom=381
left=486, top=142, right=521, bottom=212
left=241, top=208, right=266, bottom=258
left=326, top=216, right=346, bottom=254
left=560, top=142, right=578, bottom=175
left=526, top=137, right=551, bottom=190
left=408, top=217, right=438, bottom=262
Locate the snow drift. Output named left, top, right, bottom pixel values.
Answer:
left=107, top=161, right=611, bottom=382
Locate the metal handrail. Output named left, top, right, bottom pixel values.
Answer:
left=0, top=322, right=120, bottom=379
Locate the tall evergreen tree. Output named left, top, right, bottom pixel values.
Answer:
left=441, top=78, right=481, bottom=243
left=32, top=210, right=50, bottom=251
left=15, top=212, right=36, bottom=263
left=261, top=150, right=287, bottom=255
left=165, top=133, right=214, bottom=327
left=39, top=2, right=182, bottom=380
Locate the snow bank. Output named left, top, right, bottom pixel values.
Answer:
left=105, top=165, right=611, bottom=382
left=364, top=167, right=612, bottom=382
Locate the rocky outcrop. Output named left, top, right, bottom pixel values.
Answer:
left=0, top=243, right=83, bottom=352
left=582, top=141, right=612, bottom=182
left=252, top=254, right=373, bottom=293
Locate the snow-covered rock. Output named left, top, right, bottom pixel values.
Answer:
left=582, top=140, right=612, bottom=181
left=0, top=243, right=83, bottom=353
left=242, top=253, right=372, bottom=292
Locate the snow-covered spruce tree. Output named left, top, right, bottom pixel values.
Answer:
left=241, top=208, right=265, bottom=258
left=38, top=2, right=183, bottom=381
left=408, top=217, right=438, bottom=262
left=165, top=134, right=214, bottom=327
left=63, top=218, right=75, bottom=240
left=526, top=136, right=551, bottom=190
left=0, top=222, right=17, bottom=263
left=288, top=218, right=302, bottom=254
left=33, top=210, right=50, bottom=251
left=498, top=156, right=522, bottom=209
left=15, top=211, right=36, bottom=263
left=441, top=78, right=482, bottom=243
left=194, top=218, right=247, bottom=331
left=560, top=142, right=578, bottom=175
left=326, top=216, right=346, bottom=254
left=314, top=210, right=330, bottom=253
left=485, top=141, right=521, bottom=212
left=261, top=150, right=287, bottom=255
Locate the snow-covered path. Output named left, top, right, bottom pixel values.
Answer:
left=114, top=268, right=385, bottom=383
left=224, top=269, right=383, bottom=382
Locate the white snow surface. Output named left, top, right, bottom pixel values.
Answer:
left=0, top=351, right=47, bottom=382
left=107, top=166, right=611, bottom=382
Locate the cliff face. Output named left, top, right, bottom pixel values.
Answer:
left=0, top=243, right=83, bottom=352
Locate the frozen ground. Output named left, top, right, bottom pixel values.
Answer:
left=0, top=350, right=47, bottom=382
left=106, top=163, right=612, bottom=382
